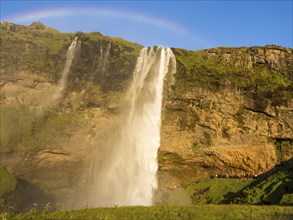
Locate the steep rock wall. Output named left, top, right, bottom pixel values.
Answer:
left=158, top=46, right=293, bottom=188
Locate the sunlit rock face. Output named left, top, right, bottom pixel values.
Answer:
left=158, top=46, right=293, bottom=189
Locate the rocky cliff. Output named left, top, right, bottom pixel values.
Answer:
left=0, top=22, right=292, bottom=210
left=159, top=46, right=293, bottom=188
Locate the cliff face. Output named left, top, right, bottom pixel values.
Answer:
left=206, top=45, right=292, bottom=71
left=0, top=22, right=292, bottom=209
left=159, top=46, right=292, bottom=188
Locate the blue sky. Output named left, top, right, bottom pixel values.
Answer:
left=1, top=1, right=292, bottom=50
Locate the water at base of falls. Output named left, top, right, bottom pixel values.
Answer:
left=87, top=46, right=176, bottom=207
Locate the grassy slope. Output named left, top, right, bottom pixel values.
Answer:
left=222, top=159, right=293, bottom=205
left=155, top=177, right=253, bottom=206
left=0, top=165, right=16, bottom=203
left=2, top=205, right=293, bottom=220
left=157, top=160, right=293, bottom=206
left=186, top=178, right=253, bottom=205
left=0, top=165, right=18, bottom=213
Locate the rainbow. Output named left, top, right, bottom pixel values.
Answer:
left=2, top=7, right=212, bottom=48
left=3, top=8, right=187, bottom=34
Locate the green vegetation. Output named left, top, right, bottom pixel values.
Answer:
left=0, top=166, right=18, bottom=213
left=16, top=108, right=83, bottom=152
left=155, top=177, right=252, bottom=206
left=186, top=178, right=253, bottom=205
left=223, top=159, right=293, bottom=205
left=68, top=30, right=142, bottom=93
left=158, top=151, right=184, bottom=165
left=168, top=188, right=192, bottom=205
left=2, top=205, right=293, bottom=220
left=85, top=83, right=129, bottom=109
left=0, top=105, right=38, bottom=152
left=156, top=159, right=293, bottom=206
left=275, top=140, right=293, bottom=163
left=281, top=194, right=293, bottom=205
left=76, top=31, right=142, bottom=54
left=108, top=36, right=142, bottom=54
left=0, top=22, right=73, bottom=78
left=0, top=105, right=83, bottom=152
left=0, top=22, right=142, bottom=89
left=172, top=48, right=292, bottom=105
left=0, top=165, right=17, bottom=205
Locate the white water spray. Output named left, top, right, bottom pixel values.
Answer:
left=54, top=37, right=79, bottom=101
left=88, top=46, right=176, bottom=206
left=98, top=43, right=111, bottom=75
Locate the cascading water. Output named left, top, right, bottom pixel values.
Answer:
left=101, top=43, right=111, bottom=75
left=88, top=46, right=176, bottom=207
left=54, top=37, right=79, bottom=102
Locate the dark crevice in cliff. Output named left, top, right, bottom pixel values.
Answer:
left=243, top=107, right=274, bottom=118
left=273, top=137, right=293, bottom=141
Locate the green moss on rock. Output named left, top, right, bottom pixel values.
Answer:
left=172, top=47, right=292, bottom=107
left=0, top=165, right=17, bottom=204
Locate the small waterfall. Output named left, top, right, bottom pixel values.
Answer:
left=97, top=42, right=111, bottom=75
left=88, top=46, right=176, bottom=206
left=101, top=43, right=111, bottom=75
left=54, top=37, right=79, bottom=102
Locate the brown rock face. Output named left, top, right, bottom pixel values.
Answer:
left=158, top=45, right=293, bottom=188
left=205, top=45, right=292, bottom=70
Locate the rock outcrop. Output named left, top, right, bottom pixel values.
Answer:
left=206, top=45, right=292, bottom=71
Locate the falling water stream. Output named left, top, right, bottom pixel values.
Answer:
left=98, top=43, right=111, bottom=75
left=54, top=37, right=79, bottom=102
left=88, top=46, right=176, bottom=206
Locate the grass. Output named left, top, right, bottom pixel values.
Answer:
left=0, top=165, right=17, bottom=204
left=172, top=48, right=292, bottom=105
left=155, top=177, right=253, bottom=206
left=156, top=159, right=293, bottom=206
left=186, top=178, right=253, bottom=205
left=0, top=166, right=17, bottom=213
left=0, top=22, right=73, bottom=78
left=224, top=159, right=293, bottom=205
left=1, top=205, right=293, bottom=220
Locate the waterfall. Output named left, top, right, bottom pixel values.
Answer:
left=54, top=37, right=79, bottom=102
left=101, top=43, right=111, bottom=75
left=88, top=46, right=176, bottom=207
left=97, top=42, right=111, bottom=75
